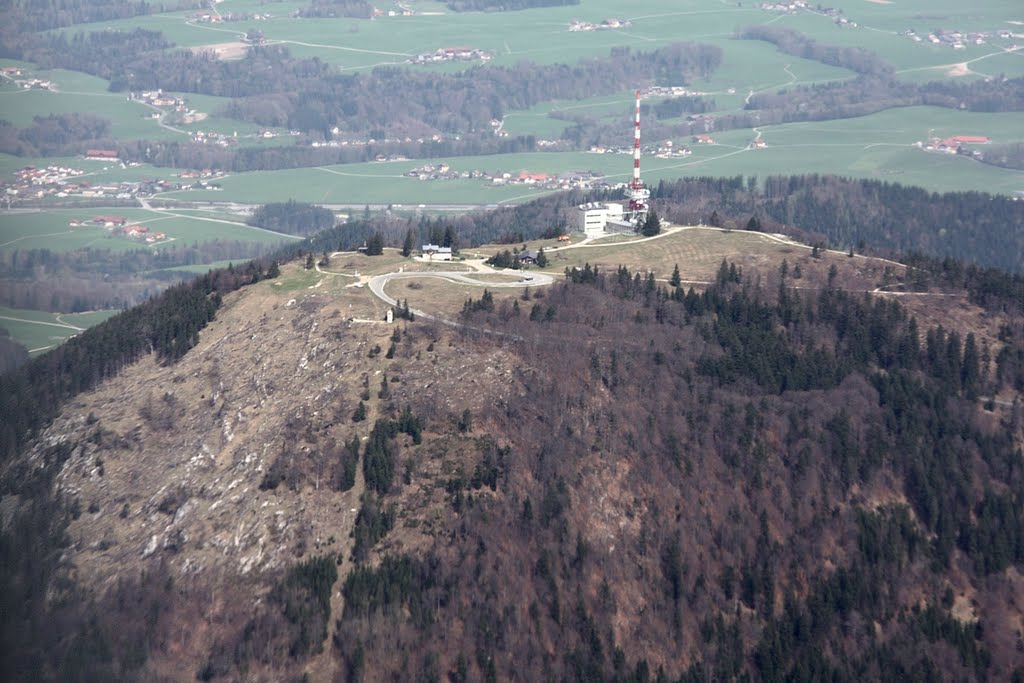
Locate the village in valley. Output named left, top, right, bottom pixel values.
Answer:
left=2, top=160, right=225, bottom=207
left=568, top=18, right=631, bottom=32
left=408, top=47, right=492, bottom=65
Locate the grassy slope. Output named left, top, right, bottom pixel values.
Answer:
left=0, top=305, right=119, bottom=354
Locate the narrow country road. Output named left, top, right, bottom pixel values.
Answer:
left=368, top=270, right=553, bottom=320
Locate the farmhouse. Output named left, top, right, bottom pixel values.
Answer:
left=692, top=134, right=715, bottom=144
left=85, top=149, right=118, bottom=160
left=92, top=215, right=127, bottom=227
left=517, top=250, right=540, bottom=265
left=928, top=135, right=990, bottom=153
left=123, top=225, right=149, bottom=238
left=517, top=172, right=549, bottom=185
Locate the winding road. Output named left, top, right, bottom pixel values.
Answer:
left=368, top=268, right=553, bottom=324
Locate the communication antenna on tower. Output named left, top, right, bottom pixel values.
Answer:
left=626, top=90, right=650, bottom=229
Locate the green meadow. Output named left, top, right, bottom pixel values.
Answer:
left=146, top=106, right=1024, bottom=204
left=150, top=258, right=250, bottom=276
left=0, top=207, right=297, bottom=252
left=0, top=305, right=119, bottom=355
left=0, top=0, right=1018, bottom=207
left=60, top=0, right=1024, bottom=80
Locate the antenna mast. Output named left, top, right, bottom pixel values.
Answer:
left=626, top=90, right=650, bottom=228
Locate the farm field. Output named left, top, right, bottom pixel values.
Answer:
left=58, top=0, right=1024, bottom=78
left=0, top=64, right=287, bottom=143
left=0, top=305, right=119, bottom=355
left=2, top=0, right=1019, bottom=208
left=0, top=207, right=298, bottom=252
left=150, top=106, right=1024, bottom=204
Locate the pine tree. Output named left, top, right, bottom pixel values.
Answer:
left=365, top=232, right=384, bottom=256
left=536, top=248, right=548, bottom=268
left=401, top=228, right=415, bottom=257
left=670, top=264, right=681, bottom=288
left=443, top=225, right=458, bottom=252
left=641, top=210, right=661, bottom=237
left=962, top=333, right=981, bottom=400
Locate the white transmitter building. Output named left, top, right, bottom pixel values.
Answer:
left=575, top=202, right=635, bottom=237
left=574, top=90, right=651, bottom=237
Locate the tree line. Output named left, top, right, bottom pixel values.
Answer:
left=739, top=25, right=894, bottom=75
left=651, top=174, right=1024, bottom=274
left=0, top=0, right=197, bottom=34
left=0, top=113, right=111, bottom=157
left=746, top=74, right=1024, bottom=124
left=12, top=32, right=720, bottom=140
left=248, top=200, right=335, bottom=236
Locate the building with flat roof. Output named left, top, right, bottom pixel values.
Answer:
left=576, top=202, right=624, bottom=236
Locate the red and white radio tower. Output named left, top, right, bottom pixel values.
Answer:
left=626, top=90, right=650, bottom=228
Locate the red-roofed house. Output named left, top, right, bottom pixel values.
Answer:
left=949, top=135, right=989, bottom=144
left=85, top=149, right=118, bottom=160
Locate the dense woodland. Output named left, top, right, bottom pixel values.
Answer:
left=649, top=175, right=1024, bottom=275
left=978, top=142, right=1024, bottom=171
left=0, top=328, right=29, bottom=374
left=0, top=113, right=111, bottom=157
left=248, top=200, right=336, bottom=236
left=2, top=240, right=1023, bottom=679
left=0, top=0, right=198, bottom=34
